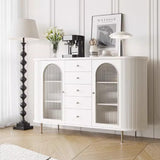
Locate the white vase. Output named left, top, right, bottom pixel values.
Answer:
left=89, top=45, right=98, bottom=57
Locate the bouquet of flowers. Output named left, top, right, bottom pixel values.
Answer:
left=45, top=26, right=64, bottom=53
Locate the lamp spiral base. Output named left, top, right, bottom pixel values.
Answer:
left=13, top=38, right=33, bottom=130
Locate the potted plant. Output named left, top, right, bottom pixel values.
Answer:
left=45, top=26, right=64, bottom=57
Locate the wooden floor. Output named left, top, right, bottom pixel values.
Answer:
left=0, top=127, right=160, bottom=160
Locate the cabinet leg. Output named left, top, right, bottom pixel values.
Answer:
left=121, top=131, right=124, bottom=144
left=40, top=123, right=43, bottom=134
left=135, top=131, right=137, bottom=138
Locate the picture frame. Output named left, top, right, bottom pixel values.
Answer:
left=91, top=13, right=122, bottom=56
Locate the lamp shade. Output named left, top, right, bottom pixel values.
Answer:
left=109, top=31, right=132, bottom=40
left=10, top=19, right=39, bottom=40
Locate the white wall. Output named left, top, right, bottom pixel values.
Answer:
left=23, top=0, right=160, bottom=138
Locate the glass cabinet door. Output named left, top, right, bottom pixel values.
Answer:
left=96, top=63, right=118, bottom=125
left=43, top=64, right=62, bottom=120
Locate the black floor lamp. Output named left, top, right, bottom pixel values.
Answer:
left=10, top=19, right=39, bottom=130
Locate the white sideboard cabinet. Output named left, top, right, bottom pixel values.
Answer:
left=34, top=57, right=148, bottom=142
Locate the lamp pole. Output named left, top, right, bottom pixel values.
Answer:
left=13, top=37, right=33, bottom=130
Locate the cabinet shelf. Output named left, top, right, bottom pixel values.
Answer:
left=44, top=80, right=61, bottom=83
left=97, top=103, right=118, bottom=106
left=45, top=100, right=62, bottom=103
left=96, top=81, right=117, bottom=84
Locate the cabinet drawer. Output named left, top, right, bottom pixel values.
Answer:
left=64, top=97, right=91, bottom=109
left=64, top=109, right=91, bottom=126
left=64, top=72, right=91, bottom=84
left=64, top=85, right=91, bottom=97
left=64, top=60, right=91, bottom=72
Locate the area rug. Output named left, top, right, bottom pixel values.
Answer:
left=0, top=144, right=55, bottom=160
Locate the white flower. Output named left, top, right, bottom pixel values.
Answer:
left=45, top=26, right=64, bottom=44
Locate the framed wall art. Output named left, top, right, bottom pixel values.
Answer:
left=91, top=13, right=122, bottom=56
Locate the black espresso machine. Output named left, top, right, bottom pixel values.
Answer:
left=62, top=35, right=85, bottom=57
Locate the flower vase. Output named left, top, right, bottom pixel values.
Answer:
left=52, top=42, right=58, bottom=58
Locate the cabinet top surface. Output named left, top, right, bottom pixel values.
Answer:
left=34, top=56, right=148, bottom=61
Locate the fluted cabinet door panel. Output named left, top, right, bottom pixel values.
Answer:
left=120, top=59, right=136, bottom=130
left=135, top=59, right=148, bottom=130
left=120, top=59, right=147, bottom=130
